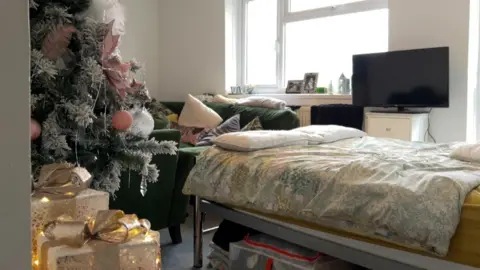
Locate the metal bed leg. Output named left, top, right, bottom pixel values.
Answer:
left=201, top=211, right=219, bottom=233
left=203, top=225, right=219, bottom=233
left=193, top=196, right=203, bottom=268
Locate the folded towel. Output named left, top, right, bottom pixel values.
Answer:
left=450, top=144, right=480, bottom=162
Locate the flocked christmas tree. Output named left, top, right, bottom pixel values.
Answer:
left=29, top=0, right=177, bottom=195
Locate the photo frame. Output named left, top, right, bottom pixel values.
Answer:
left=285, top=80, right=303, bottom=94
left=302, top=73, right=319, bottom=93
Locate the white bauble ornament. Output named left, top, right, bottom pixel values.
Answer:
left=129, top=108, right=154, bottom=138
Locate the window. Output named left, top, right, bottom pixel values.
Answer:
left=232, top=0, right=389, bottom=93
left=246, top=0, right=277, bottom=85
left=290, top=0, right=366, bottom=12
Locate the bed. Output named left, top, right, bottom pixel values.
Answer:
left=184, top=136, right=480, bottom=269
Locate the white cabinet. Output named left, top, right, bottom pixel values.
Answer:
left=365, top=112, right=429, bottom=142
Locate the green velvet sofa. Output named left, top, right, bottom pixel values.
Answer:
left=162, top=101, right=300, bottom=237
left=110, top=101, right=299, bottom=245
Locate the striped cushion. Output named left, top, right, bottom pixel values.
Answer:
left=241, top=117, right=263, bottom=131
left=196, top=114, right=241, bottom=146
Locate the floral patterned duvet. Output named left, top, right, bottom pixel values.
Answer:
left=183, top=137, right=480, bottom=256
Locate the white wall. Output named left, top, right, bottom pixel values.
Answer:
left=389, top=0, right=471, bottom=142
left=121, top=0, right=226, bottom=101
left=0, top=0, right=31, bottom=269
left=123, top=0, right=473, bottom=141
left=121, top=0, right=163, bottom=100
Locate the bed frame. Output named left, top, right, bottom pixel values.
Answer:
left=192, top=196, right=478, bottom=270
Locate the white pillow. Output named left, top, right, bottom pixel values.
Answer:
left=236, top=96, right=287, bottom=109
left=450, top=144, right=480, bottom=162
left=294, top=125, right=366, bottom=144
left=178, top=94, right=223, bottom=128
left=213, top=130, right=308, bottom=152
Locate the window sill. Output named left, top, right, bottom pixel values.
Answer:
left=227, top=93, right=352, bottom=106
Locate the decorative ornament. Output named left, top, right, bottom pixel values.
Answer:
left=42, top=25, right=77, bottom=61
left=127, top=79, right=144, bottom=94
left=43, top=210, right=151, bottom=247
left=101, top=20, right=120, bottom=60
left=103, top=56, right=131, bottom=97
left=129, top=59, right=142, bottom=72
left=129, top=108, right=154, bottom=138
left=31, top=118, right=41, bottom=140
left=101, top=21, right=134, bottom=98
left=33, top=163, right=92, bottom=197
left=112, top=110, right=133, bottom=131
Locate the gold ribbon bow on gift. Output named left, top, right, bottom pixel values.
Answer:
left=43, top=210, right=151, bottom=247
left=39, top=210, right=153, bottom=269
left=33, top=163, right=92, bottom=198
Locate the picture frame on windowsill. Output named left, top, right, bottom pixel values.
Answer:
left=286, top=80, right=303, bottom=94
left=302, top=73, right=319, bottom=93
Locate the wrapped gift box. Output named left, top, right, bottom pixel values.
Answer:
left=31, top=189, right=109, bottom=256
left=36, top=231, right=161, bottom=270
left=230, top=234, right=355, bottom=270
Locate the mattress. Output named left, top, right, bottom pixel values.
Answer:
left=233, top=186, right=480, bottom=268
left=184, top=137, right=480, bottom=256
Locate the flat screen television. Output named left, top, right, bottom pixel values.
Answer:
left=352, top=47, right=449, bottom=111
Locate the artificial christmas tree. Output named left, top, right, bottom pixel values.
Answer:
left=29, top=0, right=177, bottom=196
left=29, top=0, right=167, bottom=268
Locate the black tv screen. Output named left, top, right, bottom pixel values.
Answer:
left=352, top=47, right=449, bottom=108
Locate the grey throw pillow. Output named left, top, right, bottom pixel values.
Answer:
left=196, top=114, right=241, bottom=146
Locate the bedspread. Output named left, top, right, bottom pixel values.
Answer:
left=183, top=137, right=480, bottom=256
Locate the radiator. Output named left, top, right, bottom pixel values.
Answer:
left=296, top=106, right=311, bottom=127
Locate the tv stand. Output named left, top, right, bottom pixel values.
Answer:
left=365, top=112, right=429, bottom=142
left=370, top=107, right=428, bottom=114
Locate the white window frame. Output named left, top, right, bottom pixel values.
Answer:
left=235, top=0, right=388, bottom=93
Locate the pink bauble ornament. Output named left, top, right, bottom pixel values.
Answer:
left=112, top=110, right=133, bottom=131
left=31, top=118, right=41, bottom=140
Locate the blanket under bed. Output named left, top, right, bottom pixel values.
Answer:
left=183, top=137, right=480, bottom=256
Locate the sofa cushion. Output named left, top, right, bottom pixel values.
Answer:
left=205, top=102, right=236, bottom=120
left=179, top=146, right=210, bottom=157
left=162, top=102, right=236, bottom=120
left=154, top=117, right=170, bottom=130
left=241, top=117, right=263, bottom=131
left=171, top=122, right=204, bottom=145
left=232, top=105, right=299, bottom=130
left=148, top=100, right=176, bottom=129
left=162, top=101, right=299, bottom=130
left=161, top=102, right=185, bottom=115
left=179, top=142, right=194, bottom=148
left=196, top=115, right=241, bottom=146
left=213, top=94, right=238, bottom=104
left=178, top=95, right=223, bottom=128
